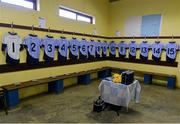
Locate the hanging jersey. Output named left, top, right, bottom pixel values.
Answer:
left=56, top=37, right=69, bottom=57
left=80, top=39, right=88, bottom=56
left=165, top=42, right=179, bottom=59
left=96, top=41, right=102, bottom=55
left=88, top=40, right=96, bottom=56
left=129, top=41, right=138, bottom=57
left=42, top=36, right=56, bottom=60
left=151, top=42, right=164, bottom=58
left=23, top=35, right=42, bottom=60
left=118, top=42, right=128, bottom=56
left=102, top=41, right=108, bottom=55
left=69, top=38, right=79, bottom=56
left=139, top=42, right=150, bottom=57
left=109, top=41, right=117, bottom=55
left=2, top=33, right=22, bottom=65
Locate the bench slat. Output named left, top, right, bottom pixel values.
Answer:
left=2, top=67, right=110, bottom=91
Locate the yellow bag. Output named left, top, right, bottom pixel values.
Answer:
left=112, top=73, right=122, bottom=83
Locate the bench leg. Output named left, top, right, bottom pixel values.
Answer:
left=98, top=69, right=112, bottom=79
left=78, top=74, right=90, bottom=85
left=48, top=80, right=64, bottom=93
left=5, top=89, right=19, bottom=108
left=167, top=77, right=176, bottom=89
left=144, top=74, right=152, bottom=84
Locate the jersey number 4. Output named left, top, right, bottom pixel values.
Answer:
left=153, top=48, right=161, bottom=54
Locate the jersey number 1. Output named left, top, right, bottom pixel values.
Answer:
left=12, top=42, right=15, bottom=53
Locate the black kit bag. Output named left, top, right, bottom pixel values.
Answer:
left=93, top=96, right=106, bottom=113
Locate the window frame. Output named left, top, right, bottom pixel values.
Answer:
left=0, top=0, right=37, bottom=10
left=59, top=6, right=93, bottom=24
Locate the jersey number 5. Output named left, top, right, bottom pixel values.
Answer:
left=168, top=48, right=175, bottom=55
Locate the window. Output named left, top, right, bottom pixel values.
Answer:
left=59, top=6, right=94, bottom=24
left=0, top=0, right=37, bottom=10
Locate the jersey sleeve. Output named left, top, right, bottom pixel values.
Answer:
left=68, top=40, right=71, bottom=48
left=176, top=43, right=179, bottom=50
left=2, top=33, right=8, bottom=45
left=149, top=43, right=152, bottom=49
left=163, top=43, right=166, bottom=50
left=18, top=35, right=24, bottom=51
left=23, top=37, right=28, bottom=46
left=136, top=43, right=139, bottom=49
left=39, top=38, right=43, bottom=47
left=2, top=34, right=8, bottom=51
left=41, top=38, right=45, bottom=47
left=164, top=43, right=169, bottom=49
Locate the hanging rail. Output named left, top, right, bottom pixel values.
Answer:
left=1, top=23, right=180, bottom=39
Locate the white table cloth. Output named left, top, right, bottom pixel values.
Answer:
left=98, top=77, right=141, bottom=108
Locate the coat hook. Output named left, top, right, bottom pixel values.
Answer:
left=48, top=27, right=50, bottom=33
left=11, top=22, right=14, bottom=33
left=144, top=35, right=147, bottom=41
left=133, top=35, right=135, bottom=40
left=61, top=29, right=64, bottom=37
left=32, top=25, right=35, bottom=34
left=157, top=35, right=159, bottom=41
left=172, top=34, right=174, bottom=41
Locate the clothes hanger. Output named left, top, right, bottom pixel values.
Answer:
left=46, top=27, right=53, bottom=38
left=90, top=33, right=94, bottom=41
left=29, top=25, right=37, bottom=37
left=72, top=31, right=76, bottom=39
left=82, top=32, right=86, bottom=40
left=155, top=35, right=160, bottom=43
left=8, top=22, right=17, bottom=35
left=169, top=34, right=176, bottom=43
left=143, top=35, right=148, bottom=43
left=60, top=29, right=66, bottom=39
left=143, top=41, right=148, bottom=43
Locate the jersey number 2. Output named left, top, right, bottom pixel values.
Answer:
left=31, top=43, right=36, bottom=52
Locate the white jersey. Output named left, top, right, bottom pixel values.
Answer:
left=42, top=36, right=56, bottom=59
left=56, top=37, right=69, bottom=57
left=2, top=33, right=22, bottom=61
left=129, top=41, right=138, bottom=57
left=23, top=35, right=42, bottom=59
left=102, top=41, right=108, bottom=55
left=69, top=38, right=80, bottom=56
left=151, top=42, right=164, bottom=58
left=118, top=41, right=128, bottom=56
left=109, top=41, right=117, bottom=55
left=165, top=42, right=179, bottom=59
left=79, top=39, right=88, bottom=56
left=88, top=40, right=96, bottom=56
left=139, top=41, right=150, bottom=57
left=96, top=41, right=102, bottom=55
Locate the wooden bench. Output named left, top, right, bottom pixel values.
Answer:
left=110, top=67, right=176, bottom=89
left=0, top=88, right=8, bottom=114
left=1, top=67, right=111, bottom=108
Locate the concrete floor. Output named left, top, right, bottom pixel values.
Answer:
left=0, top=79, right=180, bottom=123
